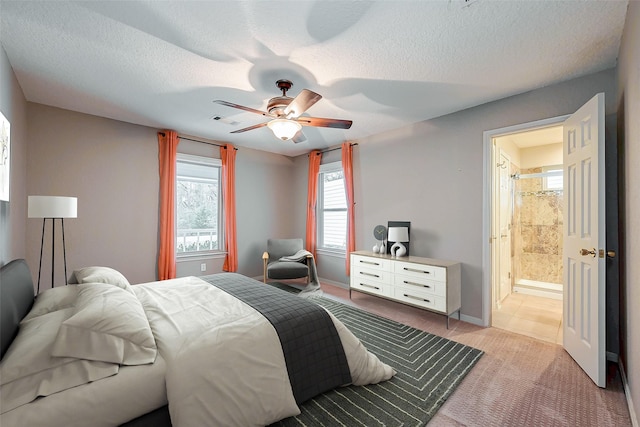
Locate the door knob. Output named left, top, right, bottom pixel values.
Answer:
left=580, top=248, right=596, bottom=257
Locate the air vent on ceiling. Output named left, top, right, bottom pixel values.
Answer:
left=211, top=116, right=240, bottom=126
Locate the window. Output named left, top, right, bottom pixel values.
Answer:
left=317, top=162, right=347, bottom=251
left=543, top=165, right=563, bottom=191
left=176, top=154, right=222, bottom=256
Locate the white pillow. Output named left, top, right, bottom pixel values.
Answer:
left=22, top=285, right=79, bottom=322
left=72, top=266, right=133, bottom=293
left=51, top=284, right=157, bottom=366
left=0, top=308, right=119, bottom=414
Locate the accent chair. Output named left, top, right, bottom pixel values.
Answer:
left=262, top=238, right=310, bottom=284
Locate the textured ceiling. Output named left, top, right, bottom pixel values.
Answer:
left=0, top=1, right=629, bottom=156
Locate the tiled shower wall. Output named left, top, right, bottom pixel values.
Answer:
left=513, top=167, right=564, bottom=285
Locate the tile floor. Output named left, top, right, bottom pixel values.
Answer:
left=492, top=292, right=563, bottom=344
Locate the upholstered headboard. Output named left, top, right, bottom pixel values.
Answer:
left=1, top=259, right=35, bottom=360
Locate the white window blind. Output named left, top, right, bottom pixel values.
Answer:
left=318, top=162, right=347, bottom=251
left=543, top=165, right=563, bottom=191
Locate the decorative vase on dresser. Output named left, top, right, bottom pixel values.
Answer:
left=349, top=250, right=462, bottom=328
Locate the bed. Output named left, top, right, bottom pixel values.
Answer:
left=0, top=259, right=394, bottom=426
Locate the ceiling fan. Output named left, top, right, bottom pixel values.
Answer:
left=213, top=79, right=352, bottom=143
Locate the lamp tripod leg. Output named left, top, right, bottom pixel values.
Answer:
left=62, top=218, right=68, bottom=285
left=51, top=218, right=55, bottom=289
left=37, top=219, right=45, bottom=295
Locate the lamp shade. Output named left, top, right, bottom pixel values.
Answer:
left=28, top=196, right=77, bottom=218
left=388, top=227, right=409, bottom=242
left=267, top=119, right=302, bottom=140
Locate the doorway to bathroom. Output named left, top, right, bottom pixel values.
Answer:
left=490, top=123, right=565, bottom=344
left=484, top=94, right=608, bottom=387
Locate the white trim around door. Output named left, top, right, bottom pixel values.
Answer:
left=482, top=115, right=569, bottom=327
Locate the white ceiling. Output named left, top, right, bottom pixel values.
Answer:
left=497, top=125, right=564, bottom=149
left=0, top=0, right=629, bottom=157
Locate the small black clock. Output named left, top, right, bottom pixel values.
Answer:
left=373, top=225, right=387, bottom=241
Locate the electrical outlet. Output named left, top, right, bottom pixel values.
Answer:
left=200, top=263, right=206, bottom=272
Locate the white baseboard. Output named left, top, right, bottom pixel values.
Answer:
left=619, top=360, right=639, bottom=427
left=319, top=277, right=348, bottom=289
left=513, top=286, right=562, bottom=300
left=260, top=275, right=480, bottom=326
left=460, top=314, right=484, bottom=326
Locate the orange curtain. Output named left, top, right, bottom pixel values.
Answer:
left=306, top=150, right=322, bottom=259
left=157, top=130, right=179, bottom=280
left=342, top=142, right=356, bottom=276
left=221, top=143, right=237, bottom=272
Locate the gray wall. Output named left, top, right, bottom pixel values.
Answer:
left=295, top=69, right=617, bottom=323
left=23, top=103, right=295, bottom=285
left=0, top=46, right=28, bottom=266
left=235, top=147, right=296, bottom=278
left=26, top=104, right=159, bottom=286
left=617, top=0, right=640, bottom=421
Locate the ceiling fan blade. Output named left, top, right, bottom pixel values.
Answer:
left=297, top=116, right=353, bottom=129
left=292, top=130, right=307, bottom=144
left=214, top=100, right=268, bottom=117
left=230, top=122, right=268, bottom=133
left=284, top=89, right=322, bottom=118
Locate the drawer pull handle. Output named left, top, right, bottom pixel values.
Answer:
left=403, top=280, right=430, bottom=288
left=404, top=267, right=431, bottom=275
left=361, top=283, right=380, bottom=290
left=360, top=260, right=380, bottom=266
left=361, top=272, right=380, bottom=278
left=403, top=294, right=430, bottom=303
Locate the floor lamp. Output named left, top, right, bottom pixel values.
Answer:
left=28, top=195, right=77, bottom=294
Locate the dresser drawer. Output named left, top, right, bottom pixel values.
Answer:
left=351, top=255, right=392, bottom=272
left=392, top=287, right=446, bottom=313
left=393, top=261, right=446, bottom=282
left=393, top=275, right=446, bottom=297
left=353, top=267, right=391, bottom=284
left=351, top=279, right=391, bottom=298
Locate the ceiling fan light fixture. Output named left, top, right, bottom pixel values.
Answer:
left=267, top=118, right=302, bottom=140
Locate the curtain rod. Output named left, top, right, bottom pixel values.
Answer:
left=309, top=142, right=358, bottom=156
left=159, top=133, right=238, bottom=150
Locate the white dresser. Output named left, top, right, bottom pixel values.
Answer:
left=350, top=251, right=462, bottom=328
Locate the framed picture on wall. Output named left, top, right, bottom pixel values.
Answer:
left=0, top=111, right=10, bottom=202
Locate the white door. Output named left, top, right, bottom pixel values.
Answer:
left=498, top=150, right=512, bottom=303
left=563, top=93, right=606, bottom=387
